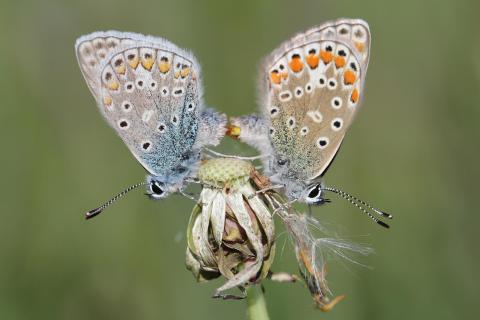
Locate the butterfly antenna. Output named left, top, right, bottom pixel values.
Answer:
left=85, top=182, right=147, bottom=220
left=322, top=186, right=392, bottom=229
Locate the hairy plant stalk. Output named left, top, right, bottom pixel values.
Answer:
left=246, top=286, right=270, bottom=320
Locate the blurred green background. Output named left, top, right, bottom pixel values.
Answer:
left=1, top=0, right=479, bottom=319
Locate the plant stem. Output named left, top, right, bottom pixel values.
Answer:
left=246, top=285, right=270, bottom=320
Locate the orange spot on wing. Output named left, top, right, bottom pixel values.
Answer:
left=306, top=54, right=319, bottom=69
left=114, top=65, right=126, bottom=75
left=334, top=56, right=345, bottom=68
left=355, top=42, right=365, bottom=52
left=281, top=72, right=288, bottom=80
left=127, top=57, right=139, bottom=69
left=103, top=96, right=112, bottom=106
left=350, top=88, right=359, bottom=103
left=107, top=81, right=119, bottom=91
left=141, top=58, right=154, bottom=71
left=344, top=70, right=356, bottom=85
left=180, top=67, right=190, bottom=78
left=289, top=57, right=304, bottom=73
left=158, top=62, right=170, bottom=73
left=270, top=70, right=281, bottom=84
left=320, top=51, right=333, bottom=64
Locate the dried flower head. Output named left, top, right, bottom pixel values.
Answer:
left=186, top=158, right=275, bottom=298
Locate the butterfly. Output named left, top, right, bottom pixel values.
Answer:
left=228, top=18, right=392, bottom=227
left=75, top=31, right=226, bottom=218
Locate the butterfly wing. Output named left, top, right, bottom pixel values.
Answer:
left=257, top=19, right=370, bottom=181
left=75, top=31, right=225, bottom=177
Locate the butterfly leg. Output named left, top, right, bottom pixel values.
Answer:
left=247, top=185, right=285, bottom=200
left=179, top=190, right=199, bottom=202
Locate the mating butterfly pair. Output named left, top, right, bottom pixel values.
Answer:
left=76, top=18, right=391, bottom=227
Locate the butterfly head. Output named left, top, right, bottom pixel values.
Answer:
left=276, top=173, right=327, bottom=205
left=146, top=173, right=188, bottom=200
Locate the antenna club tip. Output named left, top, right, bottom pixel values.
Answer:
left=377, top=220, right=390, bottom=229
left=85, top=208, right=102, bottom=220
left=383, top=212, right=393, bottom=219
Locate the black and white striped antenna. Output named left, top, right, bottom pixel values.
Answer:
left=322, top=186, right=393, bottom=228
left=85, top=182, right=147, bottom=220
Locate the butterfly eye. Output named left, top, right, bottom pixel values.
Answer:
left=305, top=184, right=325, bottom=205
left=149, top=181, right=166, bottom=199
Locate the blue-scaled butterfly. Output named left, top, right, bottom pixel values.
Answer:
left=228, top=19, right=392, bottom=227
left=75, top=31, right=226, bottom=218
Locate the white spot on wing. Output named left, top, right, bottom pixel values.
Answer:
left=305, top=82, right=313, bottom=93
left=331, top=97, right=343, bottom=109
left=269, top=106, right=279, bottom=117
left=327, top=78, right=337, bottom=90
left=316, top=136, right=329, bottom=149
left=300, top=126, right=309, bottom=136
left=294, top=86, right=304, bottom=98
left=142, top=110, right=154, bottom=123
left=121, top=101, right=133, bottom=113
left=352, top=25, right=367, bottom=42
left=307, top=111, right=323, bottom=123
left=287, top=116, right=296, bottom=129
left=279, top=90, right=292, bottom=102
left=172, top=87, right=184, bottom=97
left=141, top=140, right=153, bottom=152
left=118, top=119, right=130, bottom=130
left=331, top=118, right=343, bottom=131
left=161, top=86, right=169, bottom=96
left=125, top=82, right=134, bottom=93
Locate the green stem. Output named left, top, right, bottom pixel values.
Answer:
left=246, top=285, right=270, bottom=320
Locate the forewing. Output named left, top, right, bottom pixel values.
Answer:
left=259, top=19, right=370, bottom=180
left=75, top=31, right=220, bottom=176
